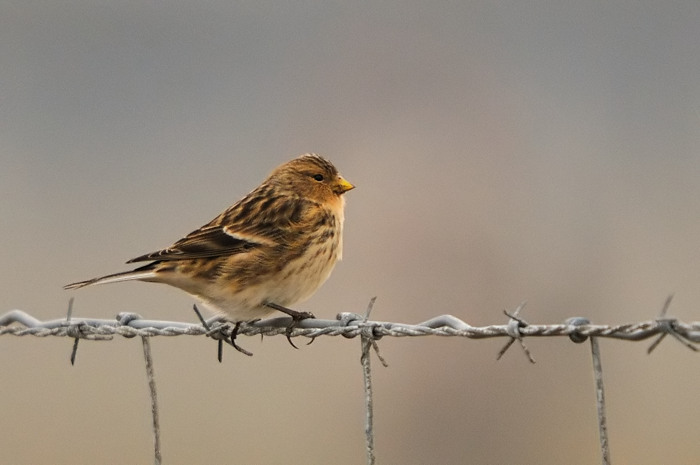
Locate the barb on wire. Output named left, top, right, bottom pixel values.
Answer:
left=360, top=297, right=388, bottom=368
left=497, top=302, right=535, bottom=363
left=192, top=304, right=255, bottom=359
left=647, top=295, right=698, bottom=354
left=192, top=304, right=224, bottom=362
left=65, top=298, right=80, bottom=365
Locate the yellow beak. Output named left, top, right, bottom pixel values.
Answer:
left=335, top=176, right=355, bottom=194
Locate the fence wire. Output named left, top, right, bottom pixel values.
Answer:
left=2, top=300, right=699, bottom=465
left=3, top=308, right=700, bottom=345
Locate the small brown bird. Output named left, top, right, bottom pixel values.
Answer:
left=65, top=154, right=354, bottom=347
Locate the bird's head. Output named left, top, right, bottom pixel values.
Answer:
left=270, top=153, right=354, bottom=204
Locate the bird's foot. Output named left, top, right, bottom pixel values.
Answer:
left=265, top=302, right=315, bottom=349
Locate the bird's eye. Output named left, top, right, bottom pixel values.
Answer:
left=312, top=174, right=324, bottom=182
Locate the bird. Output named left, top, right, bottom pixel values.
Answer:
left=65, top=153, right=354, bottom=352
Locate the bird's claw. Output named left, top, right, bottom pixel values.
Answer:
left=228, top=321, right=254, bottom=356
left=284, top=312, right=315, bottom=349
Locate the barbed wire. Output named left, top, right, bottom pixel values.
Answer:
left=3, top=307, right=700, bottom=346
left=2, top=300, right=699, bottom=465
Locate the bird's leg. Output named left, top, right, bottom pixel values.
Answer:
left=265, top=302, right=315, bottom=320
left=265, top=302, right=315, bottom=349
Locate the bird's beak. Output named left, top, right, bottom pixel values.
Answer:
left=335, top=176, right=355, bottom=194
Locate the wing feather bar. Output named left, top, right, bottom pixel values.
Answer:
left=127, top=227, right=271, bottom=263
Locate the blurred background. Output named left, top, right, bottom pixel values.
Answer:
left=2, top=2, right=700, bottom=464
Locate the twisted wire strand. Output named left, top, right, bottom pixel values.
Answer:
left=2, top=309, right=700, bottom=345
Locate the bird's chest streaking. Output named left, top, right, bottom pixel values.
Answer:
left=266, top=216, right=342, bottom=307
left=174, top=204, right=345, bottom=321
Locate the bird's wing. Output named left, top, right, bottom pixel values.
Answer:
left=126, top=225, right=272, bottom=262
left=127, top=195, right=310, bottom=263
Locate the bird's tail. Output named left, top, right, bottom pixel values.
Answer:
left=64, top=265, right=158, bottom=290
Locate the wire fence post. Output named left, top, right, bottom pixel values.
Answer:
left=568, top=316, right=611, bottom=465
left=590, top=336, right=610, bottom=465
left=360, top=332, right=376, bottom=465
left=142, top=336, right=162, bottom=465
left=360, top=297, right=379, bottom=465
